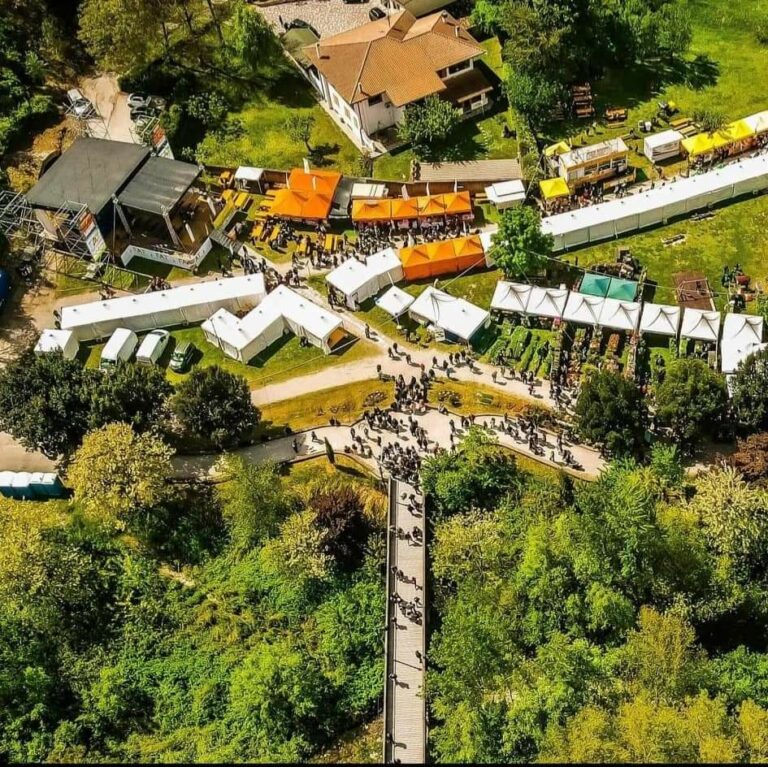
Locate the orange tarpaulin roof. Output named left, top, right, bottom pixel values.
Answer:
left=416, top=194, right=447, bottom=218
left=451, top=234, right=484, bottom=259
left=391, top=197, right=420, bottom=220
left=399, top=235, right=487, bottom=281
left=442, top=191, right=472, bottom=216
left=352, top=198, right=392, bottom=222
left=270, top=168, right=341, bottom=220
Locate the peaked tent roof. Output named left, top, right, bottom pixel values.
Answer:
left=526, top=286, right=568, bottom=318
left=409, top=286, right=489, bottom=342
left=376, top=285, right=415, bottom=317
left=606, top=277, right=638, bottom=302
left=721, top=313, right=765, bottom=373
left=599, top=298, right=641, bottom=332
left=270, top=168, right=342, bottom=220
left=491, top=281, right=532, bottom=314
left=680, top=308, right=721, bottom=341
left=639, top=303, right=681, bottom=337
left=579, top=273, right=611, bottom=298
left=563, top=292, right=605, bottom=326
left=540, top=177, right=570, bottom=200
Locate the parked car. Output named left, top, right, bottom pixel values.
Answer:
left=169, top=340, right=196, bottom=373
left=286, top=18, right=320, bottom=37
left=127, top=93, right=151, bottom=110
left=0, top=269, right=11, bottom=312
left=136, top=330, right=170, bottom=366
left=67, top=88, right=93, bottom=118
left=369, top=6, right=386, bottom=20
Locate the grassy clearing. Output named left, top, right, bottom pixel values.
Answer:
left=83, top=325, right=378, bottom=388
left=282, top=454, right=379, bottom=489
left=427, top=378, right=540, bottom=416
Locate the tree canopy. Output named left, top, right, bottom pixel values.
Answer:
left=397, top=95, right=461, bottom=160
left=489, top=205, right=553, bottom=279
left=730, top=347, right=768, bottom=432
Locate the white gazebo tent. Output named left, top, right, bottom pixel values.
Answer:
left=234, top=166, right=264, bottom=191
left=202, top=285, right=344, bottom=362
left=526, top=286, right=568, bottom=319
left=61, top=274, right=266, bottom=341
left=376, top=286, right=415, bottom=319
left=490, top=281, right=532, bottom=315
left=639, top=303, right=681, bottom=337
left=643, top=129, right=684, bottom=163
left=562, top=292, right=605, bottom=326
left=325, top=248, right=403, bottom=309
left=408, top=287, right=489, bottom=344
left=721, top=313, right=765, bottom=373
left=34, top=328, right=79, bottom=360
left=484, top=180, right=526, bottom=210
left=599, top=298, right=641, bottom=332
left=680, top=308, right=721, bottom=342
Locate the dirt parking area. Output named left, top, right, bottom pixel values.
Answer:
left=257, top=0, right=388, bottom=39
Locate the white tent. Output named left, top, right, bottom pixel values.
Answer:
left=234, top=167, right=263, bottom=190
left=479, top=230, right=495, bottom=254
left=541, top=153, right=768, bottom=251
left=408, top=287, right=489, bottom=344
left=202, top=285, right=344, bottom=362
left=721, top=313, right=765, bottom=373
left=563, top=292, right=605, bottom=326
left=526, top=286, right=568, bottom=319
left=599, top=298, right=641, bottom=332
left=680, top=308, right=721, bottom=342
left=325, top=248, right=403, bottom=309
left=376, top=286, right=414, bottom=318
left=491, top=281, right=532, bottom=314
left=34, top=328, right=79, bottom=360
left=485, top=180, right=526, bottom=210
left=61, top=274, right=266, bottom=341
left=639, top=303, right=681, bottom=337
left=643, top=129, right=684, bottom=162
left=743, top=110, right=768, bottom=136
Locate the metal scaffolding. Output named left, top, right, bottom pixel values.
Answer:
left=0, top=191, right=44, bottom=250
left=50, top=202, right=96, bottom=259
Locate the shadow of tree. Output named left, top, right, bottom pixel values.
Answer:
left=310, top=143, right=341, bottom=167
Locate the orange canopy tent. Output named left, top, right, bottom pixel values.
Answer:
left=442, top=191, right=473, bottom=216
left=351, top=198, right=392, bottom=222
left=416, top=194, right=447, bottom=218
left=270, top=168, right=342, bottom=220
left=391, top=197, right=420, bottom=221
left=399, top=235, right=487, bottom=281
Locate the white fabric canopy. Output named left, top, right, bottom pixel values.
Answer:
left=563, top=292, right=605, bottom=326
left=325, top=249, right=403, bottom=308
left=721, top=313, right=765, bottom=373
left=680, top=308, right=721, bottom=342
left=491, top=281, right=532, bottom=314
left=350, top=182, right=387, bottom=199
left=234, top=166, right=263, bottom=182
left=639, top=303, right=681, bottom=337
left=485, top=180, right=526, bottom=209
left=526, top=286, right=568, bottom=319
left=408, top=287, right=489, bottom=343
left=202, top=285, right=343, bottom=362
left=34, top=328, right=79, bottom=359
left=541, top=154, right=768, bottom=251
left=62, top=274, right=266, bottom=341
left=744, top=110, right=768, bottom=135
left=599, top=297, right=641, bottom=332
left=376, top=286, right=414, bottom=318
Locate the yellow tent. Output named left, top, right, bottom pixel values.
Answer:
left=681, top=132, right=720, bottom=158
left=544, top=141, right=570, bottom=158
left=540, top=177, right=570, bottom=200
left=723, top=119, right=754, bottom=143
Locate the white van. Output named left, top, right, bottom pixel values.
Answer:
left=100, top=328, right=138, bottom=370
left=136, top=330, right=170, bottom=366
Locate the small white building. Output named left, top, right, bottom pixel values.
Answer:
left=643, top=129, right=684, bottom=163
left=408, top=286, right=489, bottom=344
left=325, top=249, right=403, bottom=309
left=34, top=328, right=79, bottom=360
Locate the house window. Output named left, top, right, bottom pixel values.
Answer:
left=368, top=94, right=383, bottom=107
left=447, top=60, right=471, bottom=77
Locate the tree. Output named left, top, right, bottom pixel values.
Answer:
left=228, top=0, right=276, bottom=74
left=489, top=206, right=553, bottom=279
left=654, top=358, right=728, bottom=450
left=215, top=457, right=295, bottom=551
left=89, top=362, right=172, bottom=433
left=68, top=423, right=174, bottom=531
left=0, top=350, right=95, bottom=458
left=506, top=70, right=563, bottom=128
left=310, top=484, right=372, bottom=569
left=172, top=366, right=260, bottom=449
left=730, top=347, right=768, bottom=431
left=470, top=0, right=505, bottom=35
left=284, top=114, right=315, bottom=153
left=728, top=432, right=768, bottom=486
left=397, top=95, right=460, bottom=159
left=574, top=369, right=648, bottom=457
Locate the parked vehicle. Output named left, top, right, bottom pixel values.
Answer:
left=286, top=18, right=320, bottom=37
left=0, top=269, right=11, bottom=312
left=67, top=88, right=93, bottom=118
left=100, top=328, right=138, bottom=371
left=136, top=330, right=170, bottom=366
left=127, top=93, right=151, bottom=110
left=369, top=6, right=386, bottom=20
left=169, top=340, right=196, bottom=373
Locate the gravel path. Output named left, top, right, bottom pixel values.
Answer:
left=256, top=0, right=386, bottom=38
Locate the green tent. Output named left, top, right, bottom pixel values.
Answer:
left=579, top=273, right=611, bottom=297
left=606, top=277, right=638, bottom=302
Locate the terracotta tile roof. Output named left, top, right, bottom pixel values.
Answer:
left=303, top=10, right=484, bottom=108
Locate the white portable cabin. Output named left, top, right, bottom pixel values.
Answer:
left=643, top=129, right=684, bottom=163
left=34, top=328, right=79, bottom=360
left=325, top=248, right=403, bottom=309
left=61, top=274, right=266, bottom=341
left=408, top=287, right=490, bottom=344
left=100, top=328, right=138, bottom=369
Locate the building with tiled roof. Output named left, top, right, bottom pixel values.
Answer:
left=303, top=9, right=492, bottom=150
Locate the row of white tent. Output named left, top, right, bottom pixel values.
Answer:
left=202, top=285, right=344, bottom=362
left=325, top=248, right=403, bottom=309
left=540, top=153, right=768, bottom=251
left=491, top=280, right=765, bottom=372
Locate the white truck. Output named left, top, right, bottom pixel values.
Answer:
left=100, top=328, right=138, bottom=370
left=136, top=330, right=170, bottom=366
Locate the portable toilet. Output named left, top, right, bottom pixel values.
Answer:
left=10, top=472, right=32, bottom=500
left=0, top=471, right=14, bottom=498
left=40, top=473, right=65, bottom=498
